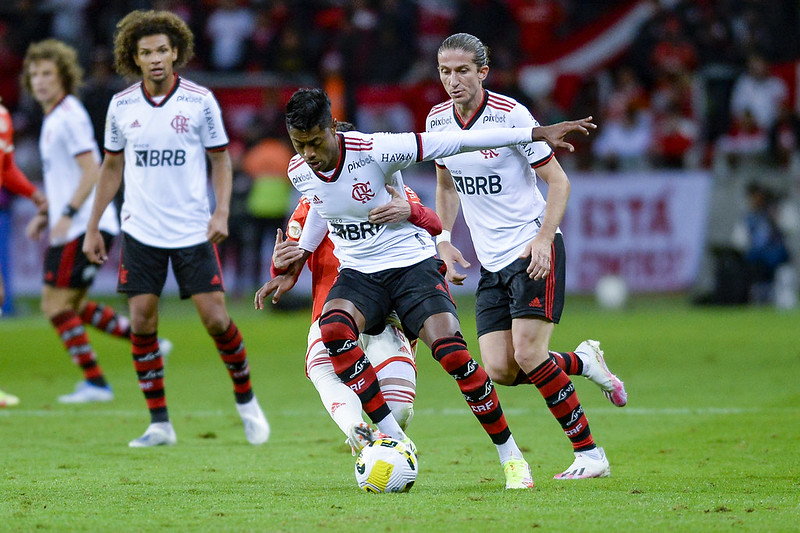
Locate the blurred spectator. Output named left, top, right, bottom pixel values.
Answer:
left=205, top=0, right=255, bottom=71
left=80, top=46, right=125, bottom=144
left=240, top=136, right=294, bottom=290
left=768, top=105, right=800, bottom=168
left=649, top=14, right=697, bottom=77
left=730, top=52, right=788, bottom=132
left=591, top=104, right=653, bottom=171
left=731, top=183, right=791, bottom=303
left=651, top=102, right=700, bottom=168
left=715, top=109, right=769, bottom=167
left=507, top=0, right=566, bottom=64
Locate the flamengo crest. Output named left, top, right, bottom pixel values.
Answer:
left=171, top=114, right=189, bottom=133
left=351, top=181, right=375, bottom=204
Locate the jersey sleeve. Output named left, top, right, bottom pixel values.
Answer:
left=2, top=153, right=36, bottom=197
left=511, top=105, right=554, bottom=168
left=63, top=107, right=97, bottom=158
left=103, top=101, right=125, bottom=153
left=418, top=128, right=533, bottom=162
left=404, top=185, right=442, bottom=236
left=297, top=204, right=328, bottom=253
left=200, top=92, right=229, bottom=151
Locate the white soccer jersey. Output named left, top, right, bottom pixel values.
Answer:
left=427, top=90, right=555, bottom=272
left=40, top=94, right=118, bottom=244
left=288, top=127, right=534, bottom=273
left=104, top=76, right=229, bottom=248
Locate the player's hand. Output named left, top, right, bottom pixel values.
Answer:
left=50, top=215, right=71, bottom=245
left=272, top=229, right=304, bottom=270
left=254, top=273, right=298, bottom=308
left=532, top=116, right=596, bottom=152
left=82, top=228, right=108, bottom=265
left=25, top=212, right=48, bottom=241
left=31, top=189, right=48, bottom=214
left=368, top=185, right=411, bottom=225
left=437, top=241, right=470, bottom=285
left=520, top=237, right=552, bottom=280
left=207, top=211, right=229, bottom=244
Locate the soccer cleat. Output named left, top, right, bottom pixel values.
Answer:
left=347, top=421, right=376, bottom=454
left=129, top=422, right=177, bottom=447
left=575, top=340, right=627, bottom=407
left=401, top=435, right=417, bottom=457
left=503, top=459, right=534, bottom=489
left=236, top=396, right=270, bottom=445
left=0, top=388, right=20, bottom=407
left=158, top=337, right=173, bottom=359
left=553, top=447, right=610, bottom=479
left=57, top=381, right=114, bottom=404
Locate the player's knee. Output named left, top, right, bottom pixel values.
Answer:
left=319, top=310, right=359, bottom=353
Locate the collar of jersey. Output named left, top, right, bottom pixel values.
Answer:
left=310, top=133, right=346, bottom=183
left=453, top=89, right=489, bottom=130
left=140, top=74, right=181, bottom=108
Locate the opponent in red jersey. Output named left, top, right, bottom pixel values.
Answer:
left=0, top=99, right=46, bottom=407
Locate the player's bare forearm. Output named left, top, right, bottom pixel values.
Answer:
left=90, top=153, right=124, bottom=232
left=208, top=150, right=232, bottom=220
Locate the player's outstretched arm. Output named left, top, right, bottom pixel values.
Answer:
left=532, top=116, right=597, bottom=152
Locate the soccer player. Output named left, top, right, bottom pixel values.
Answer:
left=0, top=98, right=47, bottom=407
left=21, top=39, right=140, bottom=404
left=83, top=10, right=269, bottom=447
left=268, top=177, right=440, bottom=453
left=429, top=33, right=627, bottom=480
left=255, top=88, right=593, bottom=489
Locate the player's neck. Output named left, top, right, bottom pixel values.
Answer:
left=143, top=73, right=176, bottom=98
left=453, top=91, right=483, bottom=123
left=41, top=92, right=66, bottom=115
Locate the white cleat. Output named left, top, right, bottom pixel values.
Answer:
left=503, top=458, right=534, bottom=489
left=236, top=396, right=270, bottom=445
left=58, top=381, right=114, bottom=404
left=129, top=422, right=177, bottom=447
left=553, top=447, right=610, bottom=479
left=0, top=388, right=20, bottom=407
left=575, top=340, right=627, bottom=407
left=347, top=421, right=376, bottom=454
left=158, top=338, right=173, bottom=359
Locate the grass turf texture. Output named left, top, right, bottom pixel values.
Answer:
left=1, top=294, right=798, bottom=532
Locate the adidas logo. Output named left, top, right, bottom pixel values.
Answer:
left=131, top=119, right=141, bottom=128
left=211, top=274, right=221, bottom=285
left=312, top=195, right=323, bottom=205
left=435, top=283, right=446, bottom=293
left=529, top=297, right=542, bottom=308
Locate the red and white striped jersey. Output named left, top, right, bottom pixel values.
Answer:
left=427, top=90, right=555, bottom=272
left=104, top=75, right=229, bottom=248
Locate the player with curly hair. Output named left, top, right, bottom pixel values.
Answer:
left=84, top=10, right=269, bottom=447
left=21, top=39, right=140, bottom=404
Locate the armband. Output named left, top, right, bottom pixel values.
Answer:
left=62, top=204, right=78, bottom=218
left=435, top=230, right=451, bottom=246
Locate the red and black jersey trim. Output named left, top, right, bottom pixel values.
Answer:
left=453, top=90, right=489, bottom=130
left=141, top=74, right=181, bottom=108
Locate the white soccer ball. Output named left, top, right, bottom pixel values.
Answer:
left=595, top=275, right=628, bottom=310
left=354, top=437, right=418, bottom=493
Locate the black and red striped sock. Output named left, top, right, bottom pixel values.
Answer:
left=79, top=301, right=131, bottom=339
left=527, top=358, right=594, bottom=451
left=51, top=310, right=107, bottom=387
left=212, top=320, right=253, bottom=404
left=432, top=335, right=512, bottom=445
left=510, top=349, right=584, bottom=385
left=131, top=333, right=168, bottom=423
left=320, top=309, right=392, bottom=424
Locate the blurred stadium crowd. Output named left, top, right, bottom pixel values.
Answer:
left=1, top=0, right=799, bottom=305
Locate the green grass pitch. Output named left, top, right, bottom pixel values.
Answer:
left=1, top=294, right=798, bottom=532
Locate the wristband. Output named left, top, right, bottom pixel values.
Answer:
left=62, top=204, right=78, bottom=218
left=435, top=230, right=451, bottom=246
